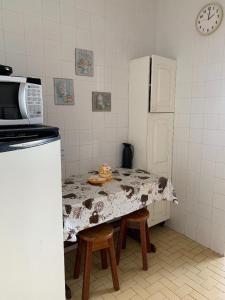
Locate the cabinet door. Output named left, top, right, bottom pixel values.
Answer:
left=147, top=201, right=170, bottom=227
left=147, top=113, right=174, bottom=178
left=150, top=55, right=176, bottom=112
left=128, top=56, right=150, bottom=169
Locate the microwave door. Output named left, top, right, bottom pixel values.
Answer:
left=18, top=82, right=28, bottom=119
left=0, top=78, right=29, bottom=126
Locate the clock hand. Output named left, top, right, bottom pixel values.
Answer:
left=208, top=6, right=213, bottom=20
left=208, top=13, right=215, bottom=20
left=201, top=18, right=210, bottom=22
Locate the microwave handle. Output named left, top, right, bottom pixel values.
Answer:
left=18, top=82, right=28, bottom=119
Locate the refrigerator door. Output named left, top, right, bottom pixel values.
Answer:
left=0, top=133, right=65, bottom=299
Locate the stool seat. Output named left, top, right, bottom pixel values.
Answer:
left=125, top=209, right=149, bottom=222
left=79, top=224, right=113, bottom=242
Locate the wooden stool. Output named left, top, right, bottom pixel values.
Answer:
left=117, top=208, right=150, bottom=270
left=74, top=224, right=120, bottom=300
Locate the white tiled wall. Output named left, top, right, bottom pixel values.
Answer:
left=0, top=0, right=155, bottom=178
left=155, top=0, right=225, bottom=255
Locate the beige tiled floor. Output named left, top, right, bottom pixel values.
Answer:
left=65, top=226, right=225, bottom=299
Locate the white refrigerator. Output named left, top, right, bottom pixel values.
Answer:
left=0, top=125, right=65, bottom=300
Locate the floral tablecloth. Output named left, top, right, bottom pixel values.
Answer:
left=63, top=168, right=177, bottom=241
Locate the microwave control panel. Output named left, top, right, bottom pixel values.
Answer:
left=25, top=84, right=43, bottom=119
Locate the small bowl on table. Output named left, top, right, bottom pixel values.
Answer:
left=87, top=175, right=107, bottom=185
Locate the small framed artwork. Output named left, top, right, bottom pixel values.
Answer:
left=75, top=48, right=94, bottom=77
left=92, top=92, right=111, bottom=112
left=54, top=78, right=74, bottom=105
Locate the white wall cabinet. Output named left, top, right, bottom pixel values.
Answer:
left=128, top=55, right=176, bottom=227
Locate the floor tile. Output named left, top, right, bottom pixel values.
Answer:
left=65, top=226, right=225, bottom=300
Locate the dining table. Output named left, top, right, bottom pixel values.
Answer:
left=63, top=168, right=177, bottom=298
left=63, top=168, right=177, bottom=242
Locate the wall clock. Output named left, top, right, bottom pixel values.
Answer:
left=196, top=3, right=223, bottom=35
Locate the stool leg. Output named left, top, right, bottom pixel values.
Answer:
left=74, top=239, right=82, bottom=279
left=108, top=237, right=120, bottom=291
left=100, top=249, right=108, bottom=269
left=122, top=222, right=127, bottom=250
left=145, top=222, right=151, bottom=253
left=116, top=218, right=127, bottom=264
left=140, top=222, right=148, bottom=271
left=82, top=242, right=93, bottom=300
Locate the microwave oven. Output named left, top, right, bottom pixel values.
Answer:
left=0, top=75, right=43, bottom=126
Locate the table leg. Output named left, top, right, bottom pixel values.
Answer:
left=150, top=243, right=156, bottom=253
left=65, top=284, right=71, bottom=299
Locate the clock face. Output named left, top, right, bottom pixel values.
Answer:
left=196, top=3, right=223, bottom=35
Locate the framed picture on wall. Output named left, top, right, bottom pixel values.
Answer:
left=54, top=78, right=74, bottom=105
left=75, top=48, right=94, bottom=77
left=92, top=92, right=111, bottom=112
